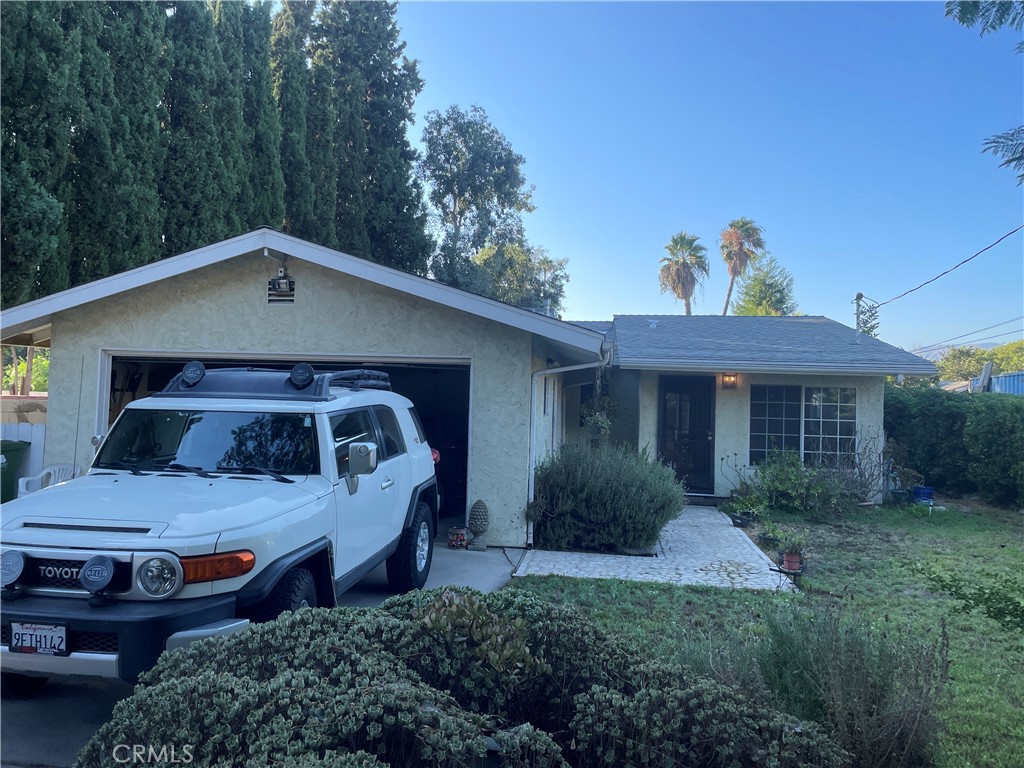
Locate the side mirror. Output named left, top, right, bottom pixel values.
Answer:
left=346, top=442, right=378, bottom=495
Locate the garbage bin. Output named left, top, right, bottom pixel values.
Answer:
left=0, top=440, right=30, bottom=503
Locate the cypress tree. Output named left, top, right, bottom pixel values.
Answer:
left=270, top=0, right=316, bottom=240
left=64, top=2, right=125, bottom=286
left=103, top=0, right=169, bottom=272
left=0, top=1, right=81, bottom=304
left=305, top=52, right=340, bottom=249
left=211, top=0, right=249, bottom=236
left=160, top=1, right=231, bottom=257
left=312, top=1, right=430, bottom=272
left=242, top=1, right=285, bottom=229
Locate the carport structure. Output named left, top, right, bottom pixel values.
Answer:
left=0, top=228, right=608, bottom=546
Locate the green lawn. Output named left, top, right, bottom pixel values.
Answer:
left=509, top=499, right=1024, bottom=768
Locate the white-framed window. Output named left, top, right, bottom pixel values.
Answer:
left=749, top=385, right=857, bottom=466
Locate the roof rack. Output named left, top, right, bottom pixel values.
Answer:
left=154, top=362, right=391, bottom=401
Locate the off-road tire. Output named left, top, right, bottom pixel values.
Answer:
left=1, top=672, right=48, bottom=698
left=386, top=502, right=433, bottom=592
left=256, top=567, right=317, bottom=621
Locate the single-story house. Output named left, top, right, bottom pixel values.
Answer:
left=0, top=229, right=936, bottom=545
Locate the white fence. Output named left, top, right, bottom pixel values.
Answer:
left=1, top=422, right=46, bottom=479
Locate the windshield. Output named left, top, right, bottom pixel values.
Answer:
left=95, top=409, right=318, bottom=475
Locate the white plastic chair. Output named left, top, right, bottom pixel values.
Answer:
left=17, top=463, right=82, bottom=497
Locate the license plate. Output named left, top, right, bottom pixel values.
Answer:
left=9, top=622, right=68, bottom=656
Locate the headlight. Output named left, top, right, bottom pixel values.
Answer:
left=138, top=557, right=179, bottom=596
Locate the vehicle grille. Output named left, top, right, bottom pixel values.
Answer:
left=1, top=625, right=119, bottom=655
left=20, top=557, right=132, bottom=592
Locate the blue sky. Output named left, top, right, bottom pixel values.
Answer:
left=395, top=1, right=1023, bottom=352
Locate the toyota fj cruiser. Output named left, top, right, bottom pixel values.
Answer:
left=0, top=363, right=438, bottom=687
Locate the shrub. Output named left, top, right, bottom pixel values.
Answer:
left=77, top=588, right=847, bottom=768
left=757, top=602, right=949, bottom=768
left=750, top=451, right=857, bottom=519
left=885, top=383, right=1024, bottom=506
left=912, top=566, right=1024, bottom=632
left=527, top=442, right=686, bottom=552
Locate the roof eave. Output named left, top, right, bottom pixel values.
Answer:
left=616, top=358, right=938, bottom=377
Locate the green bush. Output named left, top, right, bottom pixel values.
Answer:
left=757, top=602, right=949, bottom=768
left=527, top=442, right=686, bottom=552
left=750, top=451, right=857, bottom=519
left=77, top=588, right=847, bottom=768
left=884, top=383, right=1024, bottom=506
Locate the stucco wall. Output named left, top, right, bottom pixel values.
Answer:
left=633, top=370, right=885, bottom=497
left=45, top=253, right=537, bottom=545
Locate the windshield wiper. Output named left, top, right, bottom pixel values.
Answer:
left=95, top=461, right=147, bottom=476
left=216, top=466, right=294, bottom=484
left=164, top=463, right=217, bottom=479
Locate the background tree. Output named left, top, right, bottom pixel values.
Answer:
left=159, top=1, right=233, bottom=257
left=859, top=300, right=881, bottom=338
left=935, top=346, right=989, bottom=380
left=211, top=0, right=250, bottom=237
left=270, top=0, right=316, bottom=239
left=658, top=231, right=709, bottom=315
left=719, top=217, right=766, bottom=315
left=730, top=255, right=797, bottom=316
left=990, top=339, right=1024, bottom=373
left=241, top=1, right=285, bottom=229
left=472, top=243, right=569, bottom=315
left=419, top=104, right=535, bottom=289
left=946, top=1, right=1024, bottom=184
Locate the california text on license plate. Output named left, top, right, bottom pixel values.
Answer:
left=10, top=622, right=68, bottom=656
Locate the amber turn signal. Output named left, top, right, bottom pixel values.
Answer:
left=181, top=551, right=256, bottom=584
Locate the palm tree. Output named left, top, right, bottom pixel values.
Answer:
left=659, top=232, right=710, bottom=315
left=719, top=217, right=766, bottom=315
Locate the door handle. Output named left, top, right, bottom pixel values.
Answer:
left=381, top=477, right=395, bottom=490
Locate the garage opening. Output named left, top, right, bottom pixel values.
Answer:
left=106, top=355, right=470, bottom=524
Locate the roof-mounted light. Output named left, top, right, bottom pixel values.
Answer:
left=181, top=361, right=206, bottom=387
left=289, top=363, right=315, bottom=389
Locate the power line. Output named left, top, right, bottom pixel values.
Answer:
left=877, top=224, right=1024, bottom=307
left=911, top=315, right=1024, bottom=353
left=919, top=329, right=1023, bottom=354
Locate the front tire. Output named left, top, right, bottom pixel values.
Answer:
left=255, top=567, right=317, bottom=621
left=387, top=502, right=433, bottom=592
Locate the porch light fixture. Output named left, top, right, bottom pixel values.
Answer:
left=722, top=372, right=738, bottom=390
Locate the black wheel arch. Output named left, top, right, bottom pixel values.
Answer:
left=236, top=539, right=335, bottom=611
left=405, top=477, right=439, bottom=533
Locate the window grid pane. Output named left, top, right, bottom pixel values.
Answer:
left=749, top=385, right=802, bottom=464
left=803, top=387, right=857, bottom=466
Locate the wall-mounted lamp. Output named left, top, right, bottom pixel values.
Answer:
left=722, top=372, right=738, bottom=390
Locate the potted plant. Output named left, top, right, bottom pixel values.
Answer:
left=758, top=519, right=783, bottom=549
left=719, top=496, right=759, bottom=528
left=780, top=531, right=805, bottom=572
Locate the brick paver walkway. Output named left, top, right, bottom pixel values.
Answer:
left=513, top=506, right=797, bottom=592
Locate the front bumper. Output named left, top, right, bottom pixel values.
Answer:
left=0, top=593, right=246, bottom=683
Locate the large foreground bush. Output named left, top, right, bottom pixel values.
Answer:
left=76, top=589, right=847, bottom=768
left=884, top=384, right=1024, bottom=506
left=527, top=442, right=686, bottom=551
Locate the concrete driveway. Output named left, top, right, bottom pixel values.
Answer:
left=0, top=543, right=518, bottom=768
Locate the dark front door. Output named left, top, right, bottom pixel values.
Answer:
left=659, top=377, right=715, bottom=494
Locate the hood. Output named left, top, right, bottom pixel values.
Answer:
left=1, top=472, right=328, bottom=546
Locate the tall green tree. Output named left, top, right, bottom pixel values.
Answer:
left=211, top=0, right=250, bottom=236
left=0, top=1, right=80, bottom=305
left=160, top=1, right=232, bottom=257
left=240, top=1, right=285, bottom=229
left=946, top=1, right=1024, bottom=184
left=936, top=346, right=989, bottom=380
left=719, top=217, right=767, bottom=315
left=271, top=0, right=316, bottom=240
left=313, top=1, right=430, bottom=271
left=658, top=231, right=710, bottom=315
left=472, top=243, right=569, bottom=314
left=304, top=50, right=342, bottom=249
left=419, top=104, right=535, bottom=288
left=730, top=255, right=797, bottom=316
left=102, top=0, right=168, bottom=271
left=990, top=339, right=1024, bottom=373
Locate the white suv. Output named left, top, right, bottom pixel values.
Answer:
left=0, top=363, right=438, bottom=686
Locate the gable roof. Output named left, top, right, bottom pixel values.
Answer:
left=0, top=228, right=605, bottom=358
left=592, top=315, right=936, bottom=376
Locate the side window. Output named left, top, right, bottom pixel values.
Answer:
left=329, top=409, right=375, bottom=476
left=373, top=406, right=406, bottom=459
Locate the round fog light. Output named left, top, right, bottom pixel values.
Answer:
left=80, top=555, right=115, bottom=592
left=138, top=557, right=179, bottom=596
left=1, top=550, right=25, bottom=587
